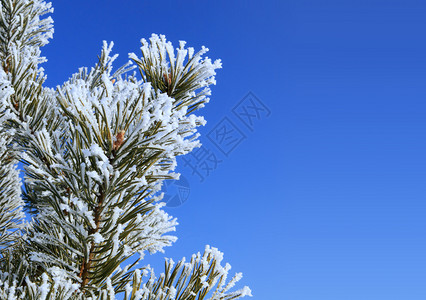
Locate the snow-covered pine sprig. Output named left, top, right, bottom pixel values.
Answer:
left=0, top=132, right=24, bottom=247
left=0, top=0, right=251, bottom=298
left=0, top=0, right=55, bottom=131
left=129, top=33, right=222, bottom=114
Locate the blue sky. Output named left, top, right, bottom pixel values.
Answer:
left=39, top=0, right=426, bottom=299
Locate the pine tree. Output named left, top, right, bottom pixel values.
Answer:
left=0, top=1, right=252, bottom=299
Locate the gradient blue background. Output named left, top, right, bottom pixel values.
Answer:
left=38, top=1, right=426, bottom=299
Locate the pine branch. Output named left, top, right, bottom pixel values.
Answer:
left=0, top=132, right=24, bottom=247
left=129, top=34, right=222, bottom=114
left=116, top=246, right=252, bottom=300
left=22, top=38, right=223, bottom=296
left=0, top=1, right=251, bottom=298
left=0, top=0, right=56, bottom=135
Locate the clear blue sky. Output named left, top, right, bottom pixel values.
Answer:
left=40, top=1, right=426, bottom=299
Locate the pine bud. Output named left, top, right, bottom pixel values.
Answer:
left=11, top=95, right=18, bottom=110
left=163, top=73, right=172, bottom=86
left=113, top=130, right=125, bottom=150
